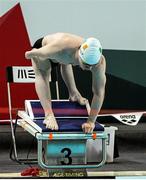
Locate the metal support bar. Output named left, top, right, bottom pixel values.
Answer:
left=36, top=132, right=107, bottom=140
left=37, top=133, right=107, bottom=169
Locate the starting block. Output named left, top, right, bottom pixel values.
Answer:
left=17, top=100, right=108, bottom=172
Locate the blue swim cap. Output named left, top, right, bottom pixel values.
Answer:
left=79, top=37, right=102, bottom=65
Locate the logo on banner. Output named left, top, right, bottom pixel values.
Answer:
left=112, top=112, right=144, bottom=126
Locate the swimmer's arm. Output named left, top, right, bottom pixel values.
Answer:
left=25, top=42, right=63, bottom=60
left=88, top=58, right=106, bottom=123
left=60, top=64, right=79, bottom=95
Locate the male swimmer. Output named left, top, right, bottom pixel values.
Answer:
left=25, top=33, right=106, bottom=133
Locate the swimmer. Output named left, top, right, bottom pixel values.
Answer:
left=25, top=32, right=106, bottom=133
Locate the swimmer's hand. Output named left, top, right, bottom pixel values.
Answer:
left=43, top=113, right=59, bottom=130
left=25, top=51, right=33, bottom=59
left=69, top=92, right=88, bottom=106
left=25, top=49, right=37, bottom=59
left=82, top=121, right=95, bottom=133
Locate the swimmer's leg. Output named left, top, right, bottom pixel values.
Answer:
left=31, top=57, right=58, bottom=130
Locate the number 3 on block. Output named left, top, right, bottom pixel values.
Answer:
left=60, top=148, right=72, bottom=165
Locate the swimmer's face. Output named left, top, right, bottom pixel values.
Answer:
left=78, top=56, right=93, bottom=71
left=79, top=57, right=97, bottom=71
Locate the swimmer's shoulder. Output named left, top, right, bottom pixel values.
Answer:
left=91, top=55, right=106, bottom=73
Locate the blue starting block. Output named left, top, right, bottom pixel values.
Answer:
left=18, top=100, right=108, bottom=170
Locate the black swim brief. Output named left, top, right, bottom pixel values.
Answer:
left=32, top=37, right=43, bottom=49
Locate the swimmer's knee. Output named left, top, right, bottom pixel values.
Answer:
left=35, top=63, right=51, bottom=75
left=35, top=68, right=51, bottom=78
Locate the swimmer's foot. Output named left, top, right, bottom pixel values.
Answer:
left=43, top=114, right=59, bottom=130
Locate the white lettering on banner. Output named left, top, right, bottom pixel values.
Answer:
left=120, top=115, right=136, bottom=119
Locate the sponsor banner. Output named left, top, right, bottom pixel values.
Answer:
left=98, top=112, right=146, bottom=126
